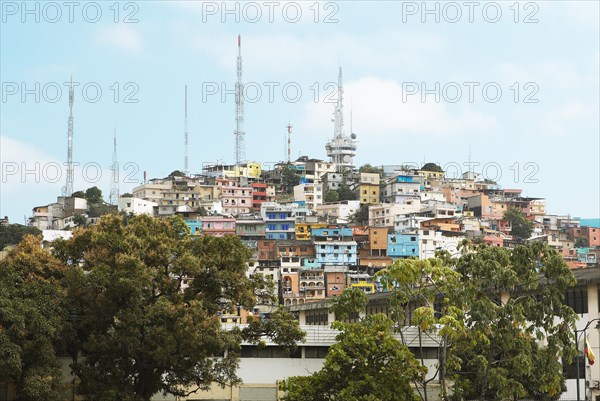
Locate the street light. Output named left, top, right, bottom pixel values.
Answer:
left=575, top=318, right=600, bottom=401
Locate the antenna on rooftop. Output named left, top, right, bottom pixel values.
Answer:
left=184, top=84, right=189, bottom=175
left=62, top=76, right=74, bottom=197
left=286, top=123, right=293, bottom=163
left=109, top=128, right=120, bottom=205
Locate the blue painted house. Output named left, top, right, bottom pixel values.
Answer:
left=313, top=240, right=358, bottom=267
left=388, top=233, right=419, bottom=258
left=263, top=209, right=295, bottom=240
left=311, top=227, right=354, bottom=240
left=185, top=220, right=203, bottom=236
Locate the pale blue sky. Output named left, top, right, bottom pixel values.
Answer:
left=1, top=1, right=599, bottom=223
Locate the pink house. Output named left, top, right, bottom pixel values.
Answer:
left=201, top=216, right=236, bottom=237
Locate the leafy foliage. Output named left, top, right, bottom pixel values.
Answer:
left=337, top=183, right=356, bottom=201
left=503, top=207, right=534, bottom=240
left=330, top=287, right=367, bottom=321
left=72, top=214, right=87, bottom=227
left=84, top=186, right=104, bottom=204
left=280, top=314, right=425, bottom=401
left=168, top=170, right=186, bottom=177
left=445, top=242, right=576, bottom=401
left=574, top=236, right=589, bottom=248
left=0, top=224, right=41, bottom=250
left=375, top=242, right=576, bottom=401
left=281, top=165, right=299, bottom=194
left=421, top=163, right=443, bottom=172
left=348, top=204, right=369, bottom=225
left=0, top=235, right=67, bottom=401
left=324, top=190, right=340, bottom=203
left=358, top=164, right=383, bottom=175
left=52, top=214, right=303, bottom=401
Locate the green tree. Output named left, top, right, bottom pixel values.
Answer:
left=0, top=224, right=41, bottom=250
left=337, top=183, right=356, bottom=201
left=324, top=190, right=339, bottom=203
left=445, top=242, right=577, bottom=401
left=121, top=193, right=133, bottom=198
left=376, top=257, right=463, bottom=401
left=281, top=165, right=298, bottom=194
left=421, top=163, right=443, bottom=172
left=72, top=214, right=87, bottom=227
left=168, top=170, right=186, bottom=178
left=53, top=214, right=303, bottom=401
left=348, top=204, right=369, bottom=225
left=84, top=186, right=104, bottom=204
left=330, top=287, right=368, bottom=321
left=0, top=235, right=67, bottom=401
left=280, top=314, right=425, bottom=401
left=358, top=164, right=382, bottom=175
left=71, top=190, right=86, bottom=199
left=196, top=206, right=209, bottom=216
left=503, top=207, right=534, bottom=240
left=375, top=242, right=577, bottom=401
left=574, top=236, right=589, bottom=248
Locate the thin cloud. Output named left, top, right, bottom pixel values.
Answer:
left=95, top=25, right=143, bottom=54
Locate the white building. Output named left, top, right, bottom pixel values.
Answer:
left=369, top=200, right=422, bottom=227
left=293, top=183, right=323, bottom=211
left=118, top=197, right=157, bottom=215
left=419, top=229, right=462, bottom=260
left=315, top=200, right=360, bottom=224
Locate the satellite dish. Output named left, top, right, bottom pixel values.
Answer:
left=351, top=133, right=357, bottom=139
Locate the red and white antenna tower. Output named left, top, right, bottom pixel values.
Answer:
left=286, top=123, right=293, bottom=163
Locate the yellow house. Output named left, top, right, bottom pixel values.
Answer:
left=357, top=173, right=380, bottom=205
left=295, top=222, right=327, bottom=241
left=233, top=162, right=262, bottom=179
left=419, top=169, right=444, bottom=181
left=349, top=281, right=376, bottom=294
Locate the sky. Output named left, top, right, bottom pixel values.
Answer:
left=1, top=0, right=599, bottom=223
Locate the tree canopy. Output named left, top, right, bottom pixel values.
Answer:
left=280, top=314, right=425, bottom=401
left=421, top=163, right=443, bottom=172
left=374, top=242, right=577, bottom=401
left=358, top=164, right=383, bottom=175
left=348, top=204, right=369, bottom=225
left=0, top=235, right=67, bottom=401
left=337, top=183, right=356, bottom=201
left=0, top=224, right=41, bottom=250
left=281, top=165, right=299, bottom=194
left=574, top=236, right=589, bottom=248
left=324, top=190, right=340, bottom=203
left=503, top=207, right=534, bottom=241
left=84, top=186, right=104, bottom=203
left=0, top=214, right=306, bottom=401
left=168, top=170, right=186, bottom=178
left=50, top=214, right=304, bottom=401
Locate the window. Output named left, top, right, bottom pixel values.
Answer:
left=282, top=224, right=290, bottom=230
left=564, top=288, right=588, bottom=314
left=268, top=213, right=275, bottom=219
left=268, top=224, right=276, bottom=230
left=280, top=213, right=287, bottom=219
left=563, top=358, right=585, bottom=379
left=305, top=346, right=329, bottom=358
